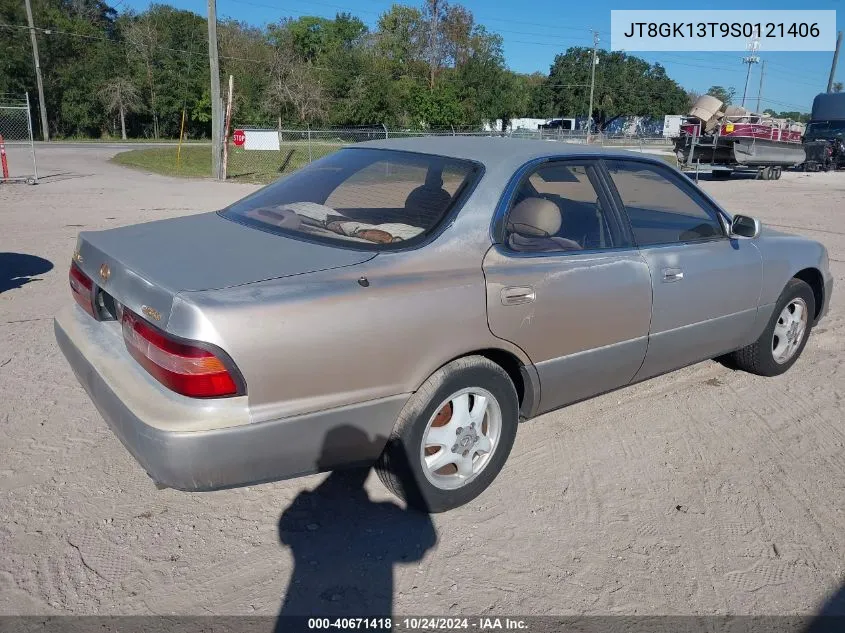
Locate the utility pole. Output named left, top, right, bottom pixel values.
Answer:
left=827, top=31, right=842, bottom=93
left=756, top=60, right=765, bottom=112
left=740, top=36, right=760, bottom=108
left=206, top=0, right=223, bottom=180
left=23, top=0, right=49, bottom=141
left=586, top=30, right=599, bottom=142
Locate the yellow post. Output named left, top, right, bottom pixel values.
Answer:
left=176, top=108, right=187, bottom=171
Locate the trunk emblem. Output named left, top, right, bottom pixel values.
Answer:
left=98, top=263, right=111, bottom=282
left=142, top=305, right=162, bottom=321
left=72, top=250, right=83, bottom=264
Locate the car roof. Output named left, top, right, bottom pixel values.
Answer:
left=357, top=136, right=662, bottom=171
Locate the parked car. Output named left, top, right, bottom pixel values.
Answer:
left=56, top=138, right=833, bottom=512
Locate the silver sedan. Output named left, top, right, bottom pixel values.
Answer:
left=55, top=137, right=833, bottom=512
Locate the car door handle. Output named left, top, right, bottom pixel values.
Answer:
left=501, top=286, right=535, bottom=305
left=662, top=268, right=684, bottom=283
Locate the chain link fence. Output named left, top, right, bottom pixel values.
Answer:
left=0, top=93, right=38, bottom=185
left=225, top=125, right=673, bottom=183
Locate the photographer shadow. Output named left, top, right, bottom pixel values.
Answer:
left=275, top=426, right=437, bottom=630
left=805, top=579, right=845, bottom=633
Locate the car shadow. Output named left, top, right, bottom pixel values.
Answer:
left=0, top=252, right=54, bottom=293
left=274, top=426, right=437, bottom=632
left=805, top=579, right=845, bottom=633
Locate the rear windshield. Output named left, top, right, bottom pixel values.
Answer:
left=221, top=148, right=480, bottom=249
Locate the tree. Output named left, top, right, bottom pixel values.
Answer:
left=540, top=48, right=689, bottom=129
left=834, top=82, right=843, bottom=93
left=706, top=85, right=735, bottom=106
left=99, top=76, right=143, bottom=139
left=685, top=89, right=700, bottom=110
left=265, top=30, right=326, bottom=125
left=218, top=19, right=272, bottom=126
left=773, top=110, right=810, bottom=123
left=376, top=4, right=425, bottom=71
left=422, top=0, right=446, bottom=88
left=125, top=14, right=161, bottom=138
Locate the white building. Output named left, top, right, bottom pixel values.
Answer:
left=483, top=118, right=549, bottom=132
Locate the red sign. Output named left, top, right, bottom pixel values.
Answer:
left=232, top=129, right=246, bottom=146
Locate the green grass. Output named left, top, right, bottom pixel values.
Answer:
left=111, top=143, right=346, bottom=183
left=111, top=146, right=214, bottom=179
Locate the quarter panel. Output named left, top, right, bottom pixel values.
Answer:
left=171, top=244, right=529, bottom=423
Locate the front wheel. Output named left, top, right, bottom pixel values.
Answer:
left=375, top=356, right=519, bottom=513
left=730, top=278, right=815, bottom=376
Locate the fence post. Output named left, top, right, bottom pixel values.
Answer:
left=451, top=125, right=455, bottom=137
left=25, top=92, right=37, bottom=182
left=0, top=135, right=9, bottom=180
left=221, top=75, right=233, bottom=180
left=382, top=123, right=388, bottom=140
left=307, top=124, right=312, bottom=163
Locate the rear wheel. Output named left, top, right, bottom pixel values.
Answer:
left=730, top=278, right=815, bottom=376
left=375, top=356, right=519, bottom=513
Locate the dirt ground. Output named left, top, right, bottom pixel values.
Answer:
left=1, top=145, right=844, bottom=617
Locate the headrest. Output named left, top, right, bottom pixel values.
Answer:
left=508, top=198, right=562, bottom=237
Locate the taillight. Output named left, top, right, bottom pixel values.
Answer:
left=121, top=308, right=241, bottom=398
left=69, top=262, right=96, bottom=318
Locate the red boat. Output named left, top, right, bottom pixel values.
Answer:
left=674, top=96, right=806, bottom=179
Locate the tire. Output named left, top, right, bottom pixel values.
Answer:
left=730, top=278, right=815, bottom=377
left=375, top=356, right=519, bottom=513
left=773, top=166, right=782, bottom=180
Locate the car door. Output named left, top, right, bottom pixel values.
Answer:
left=483, top=159, right=653, bottom=414
left=603, top=159, right=763, bottom=381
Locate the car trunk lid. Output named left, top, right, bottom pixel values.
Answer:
left=73, top=211, right=376, bottom=329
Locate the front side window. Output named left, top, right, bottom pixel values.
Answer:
left=504, top=161, right=622, bottom=254
left=221, top=148, right=479, bottom=249
left=605, top=160, right=725, bottom=246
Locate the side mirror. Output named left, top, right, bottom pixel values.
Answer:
left=729, top=214, right=761, bottom=239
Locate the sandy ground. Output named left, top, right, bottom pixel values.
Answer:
left=1, top=145, right=844, bottom=618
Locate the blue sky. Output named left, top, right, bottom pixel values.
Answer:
left=119, top=0, right=845, bottom=114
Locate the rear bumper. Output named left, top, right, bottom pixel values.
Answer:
left=54, top=305, right=407, bottom=491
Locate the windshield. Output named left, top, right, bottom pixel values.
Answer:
left=221, top=148, right=480, bottom=249
left=804, top=120, right=845, bottom=141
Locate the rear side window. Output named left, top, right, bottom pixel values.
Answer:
left=605, top=160, right=725, bottom=246
left=222, top=148, right=479, bottom=249
left=505, top=161, right=625, bottom=253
